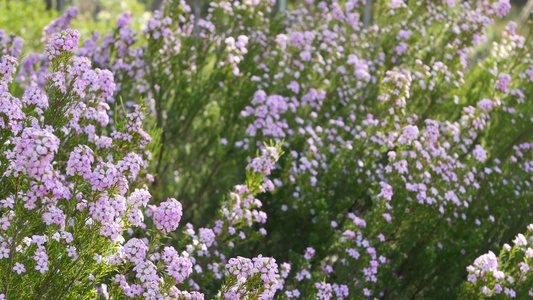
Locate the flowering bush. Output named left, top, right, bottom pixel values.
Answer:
left=0, top=25, right=283, bottom=299
left=3, top=0, right=533, bottom=298
left=462, top=225, right=533, bottom=298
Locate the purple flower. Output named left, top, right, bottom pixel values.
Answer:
left=153, top=198, right=183, bottom=234
left=44, top=30, right=81, bottom=61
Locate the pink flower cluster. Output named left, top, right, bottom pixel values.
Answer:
left=464, top=225, right=533, bottom=297
left=223, top=255, right=280, bottom=299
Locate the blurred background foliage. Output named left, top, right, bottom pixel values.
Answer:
left=3, top=0, right=532, bottom=53
left=0, top=0, right=150, bottom=54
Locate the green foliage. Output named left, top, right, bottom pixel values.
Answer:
left=0, top=0, right=58, bottom=53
